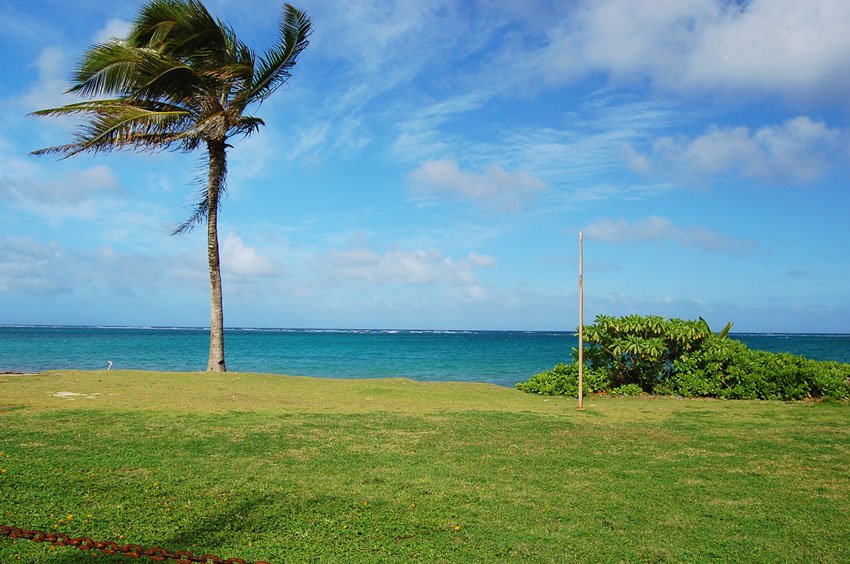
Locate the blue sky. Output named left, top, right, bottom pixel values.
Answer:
left=1, top=0, right=848, bottom=332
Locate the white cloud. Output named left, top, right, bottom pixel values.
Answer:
left=622, top=144, right=652, bottom=175
left=587, top=216, right=672, bottom=243
left=682, top=0, right=850, bottom=98
left=585, top=216, right=758, bottom=256
left=627, top=116, right=842, bottom=183
left=93, top=18, right=132, bottom=43
left=221, top=233, right=278, bottom=278
left=0, top=235, right=72, bottom=295
left=0, top=161, right=125, bottom=223
left=0, top=228, right=286, bottom=303
left=98, top=207, right=178, bottom=248
left=19, top=46, right=75, bottom=112
left=0, top=233, right=183, bottom=299
left=326, top=245, right=495, bottom=291
left=19, top=165, right=121, bottom=203
left=489, top=0, right=850, bottom=103
left=409, top=159, right=546, bottom=212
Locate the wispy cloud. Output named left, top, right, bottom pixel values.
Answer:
left=393, top=95, right=677, bottom=216
left=389, top=92, right=491, bottom=163
left=325, top=245, right=495, bottom=294
left=785, top=269, right=810, bottom=279
left=474, top=96, right=679, bottom=184
left=287, top=123, right=330, bottom=161
left=0, top=158, right=125, bottom=224
left=585, top=216, right=758, bottom=256
left=306, top=0, right=498, bottom=93
left=409, top=159, right=546, bottom=212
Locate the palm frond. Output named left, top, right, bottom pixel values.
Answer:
left=131, top=0, right=241, bottom=74
left=130, top=0, right=215, bottom=49
left=173, top=148, right=227, bottom=234
left=69, top=41, right=141, bottom=98
left=230, top=115, right=265, bottom=138
left=31, top=98, right=188, bottom=117
left=33, top=0, right=309, bottom=164
left=129, top=54, right=202, bottom=104
left=33, top=106, right=193, bottom=158
left=169, top=109, right=229, bottom=140
left=245, top=4, right=311, bottom=104
left=68, top=40, right=206, bottom=107
left=172, top=190, right=210, bottom=234
left=124, top=1, right=259, bottom=115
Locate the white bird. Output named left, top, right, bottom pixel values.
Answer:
left=107, top=360, right=113, bottom=371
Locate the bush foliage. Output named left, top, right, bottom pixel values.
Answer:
left=518, top=315, right=850, bottom=401
left=515, top=362, right=609, bottom=396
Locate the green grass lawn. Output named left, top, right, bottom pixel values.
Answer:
left=1, top=370, right=848, bottom=562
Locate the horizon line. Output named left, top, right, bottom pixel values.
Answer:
left=1, top=324, right=849, bottom=336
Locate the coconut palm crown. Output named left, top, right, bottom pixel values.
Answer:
left=32, top=0, right=312, bottom=372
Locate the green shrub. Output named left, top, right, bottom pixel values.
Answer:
left=670, top=335, right=749, bottom=397
left=519, top=315, right=850, bottom=401
left=583, top=314, right=712, bottom=391
left=672, top=335, right=850, bottom=401
left=805, top=360, right=850, bottom=400
left=516, top=363, right=609, bottom=397
left=610, top=384, right=643, bottom=396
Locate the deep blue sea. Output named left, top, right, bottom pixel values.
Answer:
left=1, top=326, right=848, bottom=388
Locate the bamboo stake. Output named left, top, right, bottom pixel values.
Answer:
left=578, top=230, right=585, bottom=410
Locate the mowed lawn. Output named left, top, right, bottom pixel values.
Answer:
left=1, top=371, right=848, bottom=562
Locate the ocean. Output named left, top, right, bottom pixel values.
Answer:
left=1, top=326, right=849, bottom=388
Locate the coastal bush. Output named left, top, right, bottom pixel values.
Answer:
left=518, top=315, right=850, bottom=401
left=610, top=384, right=643, bottom=396
left=672, top=335, right=850, bottom=400
left=516, top=362, right=609, bottom=397
left=668, top=335, right=748, bottom=397
left=806, top=360, right=850, bottom=400
left=583, top=314, right=712, bottom=391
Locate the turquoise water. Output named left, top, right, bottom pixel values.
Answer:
left=1, top=326, right=848, bottom=388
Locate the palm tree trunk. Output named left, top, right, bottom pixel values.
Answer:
left=206, top=140, right=227, bottom=372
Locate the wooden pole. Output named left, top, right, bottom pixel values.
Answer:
left=578, top=230, right=585, bottom=410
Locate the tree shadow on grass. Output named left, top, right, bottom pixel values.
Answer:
left=156, top=490, right=374, bottom=563
left=154, top=488, right=441, bottom=563
left=19, top=492, right=329, bottom=563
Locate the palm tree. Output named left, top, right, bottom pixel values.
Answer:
left=32, top=0, right=312, bottom=372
